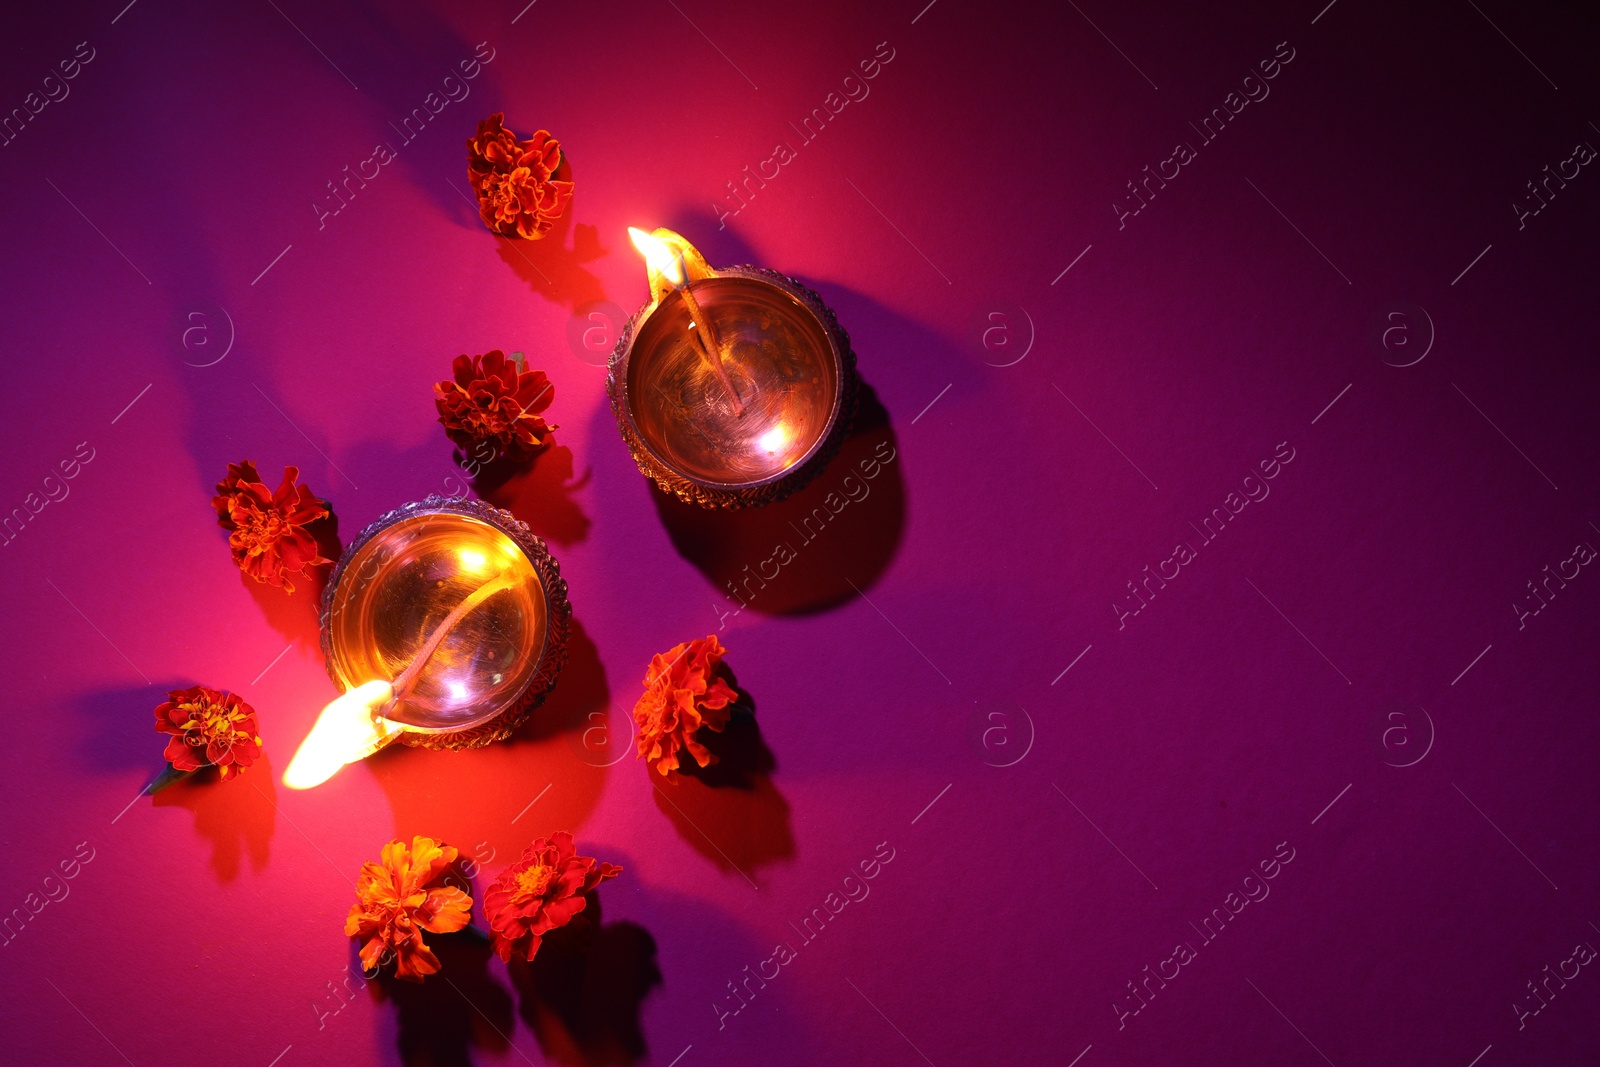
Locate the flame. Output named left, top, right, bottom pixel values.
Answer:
left=628, top=227, right=685, bottom=287
left=283, top=680, right=404, bottom=790
left=457, top=547, right=488, bottom=573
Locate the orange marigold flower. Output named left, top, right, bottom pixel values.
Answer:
left=482, top=831, right=621, bottom=962
left=345, top=836, right=473, bottom=983
left=633, top=635, right=738, bottom=775
left=212, top=460, right=332, bottom=594
left=467, top=113, right=573, bottom=239
left=434, top=350, right=556, bottom=460
left=153, top=685, right=263, bottom=778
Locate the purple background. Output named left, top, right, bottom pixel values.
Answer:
left=3, top=0, right=1598, bottom=1064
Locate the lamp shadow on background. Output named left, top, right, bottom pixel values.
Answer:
left=649, top=379, right=904, bottom=615
left=650, top=673, right=794, bottom=876
left=507, top=891, right=662, bottom=1067
left=507, top=614, right=607, bottom=745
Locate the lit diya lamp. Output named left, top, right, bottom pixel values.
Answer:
left=283, top=497, right=570, bottom=789
left=607, top=228, right=857, bottom=508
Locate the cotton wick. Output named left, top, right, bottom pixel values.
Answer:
left=676, top=278, right=744, bottom=416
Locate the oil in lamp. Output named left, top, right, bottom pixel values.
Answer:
left=283, top=497, right=570, bottom=789
left=608, top=228, right=857, bottom=509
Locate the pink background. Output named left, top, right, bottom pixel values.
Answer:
left=2, top=1, right=1598, bottom=1065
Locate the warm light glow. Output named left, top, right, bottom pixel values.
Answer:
left=757, top=424, right=791, bottom=454
left=457, top=547, right=488, bottom=573
left=283, top=680, right=404, bottom=790
left=628, top=227, right=685, bottom=287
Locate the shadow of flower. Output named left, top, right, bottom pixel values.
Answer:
left=235, top=509, right=340, bottom=652
left=151, top=757, right=277, bottom=882
left=491, top=160, right=609, bottom=312
left=507, top=892, right=661, bottom=1066
left=372, top=928, right=521, bottom=1067
left=73, top=683, right=176, bottom=774
left=478, top=443, right=593, bottom=547
left=649, top=679, right=794, bottom=877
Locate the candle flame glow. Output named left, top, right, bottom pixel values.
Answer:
left=629, top=227, right=685, bottom=287
left=283, top=680, right=404, bottom=790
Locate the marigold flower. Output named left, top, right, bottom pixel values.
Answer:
left=212, top=460, right=332, bottom=594
left=467, top=113, right=573, bottom=239
left=153, top=685, right=263, bottom=778
left=482, top=832, right=621, bottom=962
left=345, top=836, right=473, bottom=982
left=633, top=635, right=738, bottom=775
left=434, top=350, right=556, bottom=460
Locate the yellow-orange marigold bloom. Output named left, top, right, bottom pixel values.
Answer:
left=345, top=836, right=472, bottom=982
left=633, top=635, right=737, bottom=775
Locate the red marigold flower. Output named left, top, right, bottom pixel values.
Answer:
left=467, top=113, right=573, bottom=239
left=633, top=635, right=738, bottom=775
left=212, top=460, right=332, bottom=594
left=345, top=836, right=473, bottom=983
left=153, top=685, right=263, bottom=778
left=482, top=832, right=621, bottom=962
left=434, top=350, right=556, bottom=460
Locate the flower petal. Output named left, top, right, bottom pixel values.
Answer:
left=418, top=886, right=472, bottom=933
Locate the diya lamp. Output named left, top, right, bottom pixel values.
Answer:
left=607, top=228, right=857, bottom=508
left=283, top=497, right=570, bottom=789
